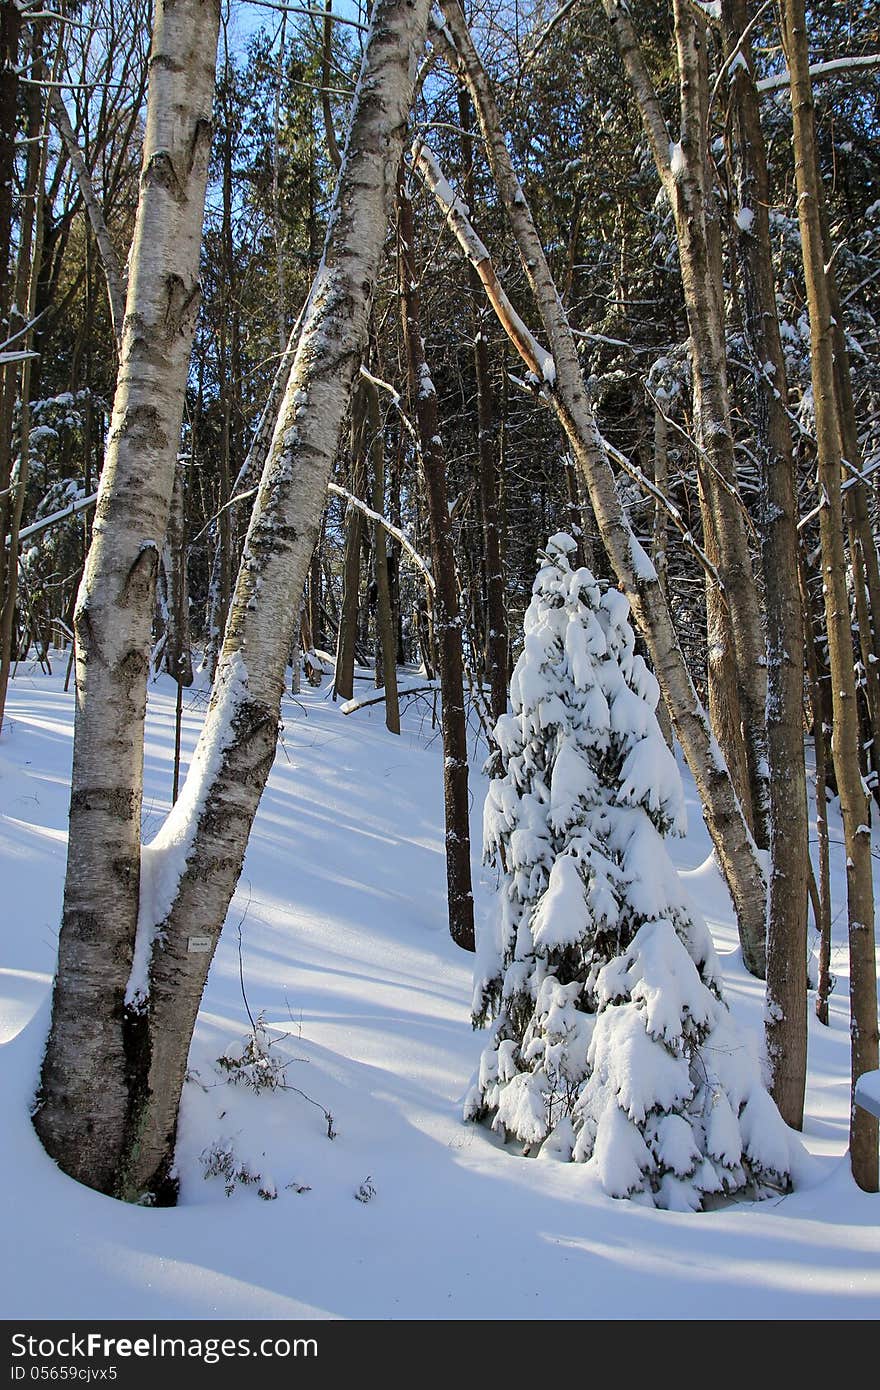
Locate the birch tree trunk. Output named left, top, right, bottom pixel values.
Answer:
left=115, top=0, right=434, bottom=1201
left=778, top=0, right=878, bottom=1190
left=33, top=0, right=222, bottom=1194
left=435, top=0, right=767, bottom=976
left=722, top=0, right=809, bottom=1128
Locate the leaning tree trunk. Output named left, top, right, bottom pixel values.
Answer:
left=722, top=0, right=809, bottom=1129
left=49, top=91, right=126, bottom=351
left=113, top=0, right=434, bottom=1202
left=398, top=172, right=475, bottom=953
left=434, top=1, right=767, bottom=977
left=779, top=0, right=878, bottom=1191
left=597, top=0, right=769, bottom=846
left=0, top=1, right=21, bottom=603
left=33, top=0, right=222, bottom=1195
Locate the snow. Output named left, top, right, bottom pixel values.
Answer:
left=0, top=656, right=879, bottom=1318
left=669, top=141, right=687, bottom=180
left=736, top=207, right=755, bottom=234
left=128, top=651, right=251, bottom=1006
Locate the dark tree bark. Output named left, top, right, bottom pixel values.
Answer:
left=398, top=172, right=475, bottom=953
left=34, top=0, right=224, bottom=1194
left=333, top=385, right=367, bottom=703
left=722, top=0, right=809, bottom=1129
left=367, top=377, right=400, bottom=732
left=455, top=80, right=507, bottom=724
left=779, top=0, right=878, bottom=1190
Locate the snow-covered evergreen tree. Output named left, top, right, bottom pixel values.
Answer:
left=467, top=534, right=796, bottom=1210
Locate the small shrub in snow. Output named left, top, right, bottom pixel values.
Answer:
left=216, top=1013, right=291, bottom=1092
left=468, top=534, right=795, bottom=1210
left=200, top=1139, right=277, bottom=1200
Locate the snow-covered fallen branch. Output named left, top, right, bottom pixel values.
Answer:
left=340, top=680, right=439, bottom=715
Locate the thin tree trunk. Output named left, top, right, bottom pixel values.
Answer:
left=435, top=0, right=768, bottom=976
left=308, top=529, right=323, bottom=654
left=398, top=170, right=474, bottom=953
left=0, top=25, right=50, bottom=734
left=0, top=1, right=22, bottom=577
left=0, top=1, right=20, bottom=339
left=333, top=385, right=367, bottom=703
left=819, top=202, right=880, bottom=797
left=651, top=396, right=674, bottom=750
left=722, top=0, right=809, bottom=1128
left=778, top=0, right=878, bottom=1190
left=272, top=12, right=289, bottom=355
left=49, top=92, right=126, bottom=351
left=367, top=378, right=399, bottom=732
left=456, top=80, right=507, bottom=723
left=800, top=558, right=832, bottom=1027
left=160, top=458, right=193, bottom=687
left=34, top=0, right=222, bottom=1195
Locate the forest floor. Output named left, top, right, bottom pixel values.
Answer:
left=1, top=655, right=878, bottom=1320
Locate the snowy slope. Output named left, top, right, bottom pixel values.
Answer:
left=0, top=657, right=878, bottom=1320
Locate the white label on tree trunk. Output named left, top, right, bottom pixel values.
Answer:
left=187, top=936, right=212, bottom=954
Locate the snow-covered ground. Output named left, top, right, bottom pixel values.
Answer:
left=1, top=656, right=878, bottom=1320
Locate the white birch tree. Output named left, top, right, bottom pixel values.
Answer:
left=35, top=0, right=435, bottom=1202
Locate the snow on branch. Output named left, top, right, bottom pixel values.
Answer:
left=7, top=490, right=98, bottom=549
left=340, top=681, right=439, bottom=715
left=413, top=142, right=557, bottom=386
left=757, top=52, right=880, bottom=94
left=599, top=437, right=724, bottom=591
left=241, top=0, right=369, bottom=31
left=326, top=482, right=435, bottom=592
